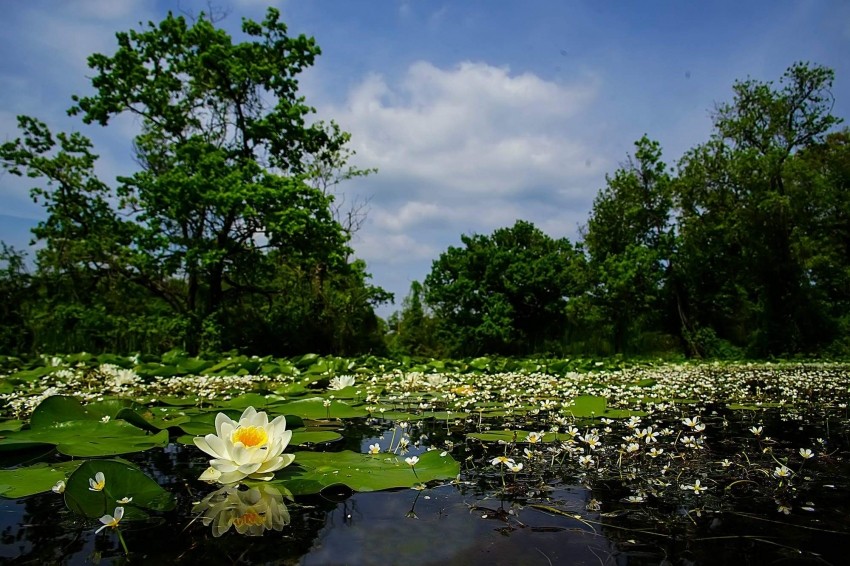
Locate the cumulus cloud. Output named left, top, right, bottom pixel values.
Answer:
left=320, top=60, right=606, bottom=283
left=330, top=61, right=602, bottom=199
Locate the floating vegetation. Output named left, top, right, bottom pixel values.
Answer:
left=0, top=353, right=849, bottom=563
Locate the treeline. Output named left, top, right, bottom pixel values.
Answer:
left=0, top=9, right=846, bottom=360
left=0, top=9, right=391, bottom=357
left=388, top=63, right=850, bottom=359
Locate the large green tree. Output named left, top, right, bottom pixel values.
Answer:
left=424, top=220, right=584, bottom=356
left=582, top=136, right=677, bottom=353
left=1, top=8, right=385, bottom=354
left=675, top=62, right=842, bottom=355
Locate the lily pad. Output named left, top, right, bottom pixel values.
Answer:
left=29, top=395, right=95, bottom=428
left=0, top=461, right=83, bottom=498
left=275, top=398, right=368, bottom=420
left=0, top=421, right=168, bottom=457
left=64, top=459, right=175, bottom=520
left=562, top=395, right=645, bottom=419
left=272, top=449, right=460, bottom=495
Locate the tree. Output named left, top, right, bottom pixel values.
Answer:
left=386, top=281, right=441, bottom=357
left=425, top=220, right=584, bottom=356
left=582, top=136, right=676, bottom=353
left=675, top=62, right=842, bottom=355
left=1, top=8, right=383, bottom=354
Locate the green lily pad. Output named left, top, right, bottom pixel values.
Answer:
left=273, top=449, right=459, bottom=495
left=562, top=395, right=645, bottom=419
left=0, top=461, right=83, bottom=498
left=29, top=395, right=95, bottom=428
left=275, top=398, right=368, bottom=420
left=64, top=459, right=175, bottom=520
left=217, top=393, right=287, bottom=410
left=0, top=420, right=24, bottom=432
left=0, top=421, right=168, bottom=457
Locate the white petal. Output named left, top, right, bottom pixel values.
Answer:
left=194, top=435, right=222, bottom=459
left=237, top=461, right=262, bottom=475
left=216, top=470, right=247, bottom=484
left=114, top=507, right=124, bottom=520
left=277, top=429, right=292, bottom=450
left=215, top=412, right=235, bottom=437
left=210, top=459, right=239, bottom=473
left=205, top=434, right=231, bottom=459
left=239, top=406, right=258, bottom=425
left=198, top=466, right=222, bottom=482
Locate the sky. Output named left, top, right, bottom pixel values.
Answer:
left=1, top=0, right=849, bottom=317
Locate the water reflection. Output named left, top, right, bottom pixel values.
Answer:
left=192, top=484, right=291, bottom=537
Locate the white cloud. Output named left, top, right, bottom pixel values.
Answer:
left=328, top=61, right=603, bottom=200
left=353, top=230, right=436, bottom=265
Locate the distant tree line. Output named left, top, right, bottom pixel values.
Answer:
left=0, top=10, right=845, bottom=361
left=0, top=9, right=390, bottom=357
left=388, top=62, right=850, bottom=359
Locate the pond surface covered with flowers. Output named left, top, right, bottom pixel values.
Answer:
left=1, top=354, right=849, bottom=565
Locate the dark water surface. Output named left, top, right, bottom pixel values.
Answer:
left=2, top=406, right=850, bottom=565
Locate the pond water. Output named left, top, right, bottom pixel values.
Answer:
left=2, top=361, right=850, bottom=564
left=2, top=405, right=849, bottom=565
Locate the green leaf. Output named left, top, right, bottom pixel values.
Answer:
left=0, top=461, right=83, bottom=498
left=64, top=459, right=175, bottom=520
left=562, top=395, right=645, bottom=419
left=30, top=395, right=95, bottom=428
left=272, top=449, right=460, bottom=495
left=275, top=397, right=368, bottom=419
left=0, top=421, right=168, bottom=457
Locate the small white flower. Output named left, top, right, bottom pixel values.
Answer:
left=405, top=456, right=419, bottom=467
left=773, top=465, right=792, bottom=479
left=368, top=443, right=381, bottom=455
left=52, top=480, right=66, bottom=494
left=89, top=472, right=106, bottom=492
left=116, top=496, right=133, bottom=504
left=491, top=456, right=515, bottom=467
left=750, top=425, right=763, bottom=436
left=799, top=448, right=814, bottom=459
left=100, top=415, right=111, bottom=423
left=507, top=462, right=523, bottom=472
left=525, top=431, right=544, bottom=444
left=680, top=479, right=708, bottom=494
left=95, top=506, right=124, bottom=534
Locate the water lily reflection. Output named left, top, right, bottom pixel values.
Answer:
left=193, top=484, right=291, bottom=537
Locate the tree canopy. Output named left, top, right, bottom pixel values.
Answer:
left=0, top=8, right=389, bottom=355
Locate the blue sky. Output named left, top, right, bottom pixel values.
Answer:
left=2, top=0, right=849, bottom=317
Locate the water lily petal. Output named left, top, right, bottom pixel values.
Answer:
left=210, top=458, right=239, bottom=473
left=199, top=466, right=222, bottom=482
left=214, top=412, right=235, bottom=437
left=237, top=461, right=262, bottom=475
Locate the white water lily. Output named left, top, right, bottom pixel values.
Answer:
left=193, top=407, right=294, bottom=484
left=328, top=375, right=355, bottom=390
left=193, top=484, right=291, bottom=537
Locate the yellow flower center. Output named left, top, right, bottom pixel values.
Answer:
left=234, top=511, right=264, bottom=528
left=231, top=425, right=269, bottom=448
